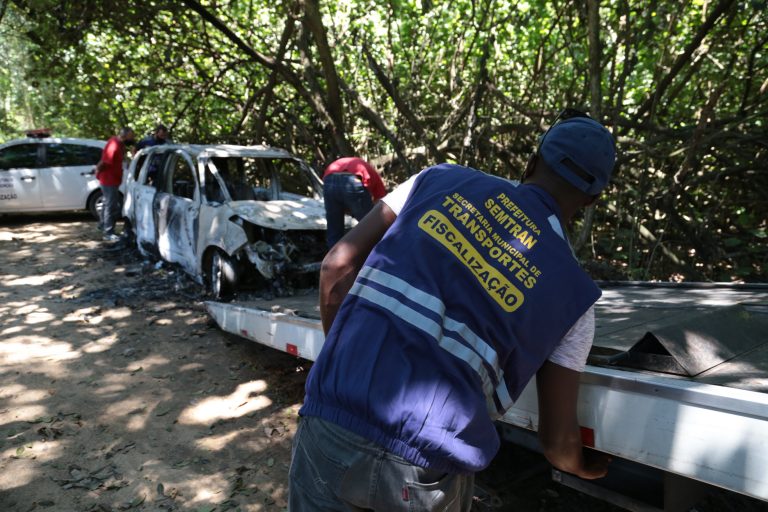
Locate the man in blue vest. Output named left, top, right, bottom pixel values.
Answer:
left=289, top=109, right=616, bottom=511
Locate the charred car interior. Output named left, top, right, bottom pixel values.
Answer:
left=123, top=144, right=336, bottom=298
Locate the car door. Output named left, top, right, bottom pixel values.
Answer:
left=122, top=152, right=148, bottom=225
left=40, top=142, right=103, bottom=209
left=132, top=151, right=165, bottom=253
left=154, top=151, right=199, bottom=275
left=0, top=142, right=43, bottom=212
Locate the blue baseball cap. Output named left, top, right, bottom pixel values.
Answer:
left=539, top=117, right=616, bottom=195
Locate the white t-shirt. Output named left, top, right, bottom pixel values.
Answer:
left=381, top=172, right=595, bottom=372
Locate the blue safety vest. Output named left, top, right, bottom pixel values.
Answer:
left=301, top=164, right=601, bottom=473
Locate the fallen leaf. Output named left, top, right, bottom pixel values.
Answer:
left=27, top=416, right=53, bottom=424
left=119, top=494, right=146, bottom=510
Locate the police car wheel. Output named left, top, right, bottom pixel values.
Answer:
left=87, top=190, right=103, bottom=220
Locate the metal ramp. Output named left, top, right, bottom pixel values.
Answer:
left=590, top=304, right=768, bottom=378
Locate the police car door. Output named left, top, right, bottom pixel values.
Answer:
left=0, top=142, right=43, bottom=212
left=154, top=150, right=199, bottom=275
left=40, top=142, right=102, bottom=210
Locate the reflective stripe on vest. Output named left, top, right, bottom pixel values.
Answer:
left=350, top=265, right=514, bottom=418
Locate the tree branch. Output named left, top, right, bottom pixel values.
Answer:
left=636, top=0, right=736, bottom=119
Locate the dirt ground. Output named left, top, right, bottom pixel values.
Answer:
left=2, top=212, right=750, bottom=512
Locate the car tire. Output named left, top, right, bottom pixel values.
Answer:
left=208, top=250, right=238, bottom=299
left=122, top=218, right=135, bottom=243
left=87, top=189, right=103, bottom=220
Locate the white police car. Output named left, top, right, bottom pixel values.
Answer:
left=0, top=131, right=106, bottom=218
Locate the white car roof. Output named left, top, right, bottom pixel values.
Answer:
left=0, top=137, right=106, bottom=149
left=138, top=143, right=296, bottom=160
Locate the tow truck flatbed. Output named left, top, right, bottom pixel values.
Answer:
left=206, top=282, right=768, bottom=505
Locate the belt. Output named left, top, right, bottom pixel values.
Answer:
left=326, top=172, right=361, bottom=180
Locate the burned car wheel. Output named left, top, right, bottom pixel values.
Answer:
left=207, top=249, right=238, bottom=299
left=121, top=218, right=135, bottom=244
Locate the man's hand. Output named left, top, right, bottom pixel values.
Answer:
left=580, top=448, right=611, bottom=479
left=536, top=361, right=611, bottom=480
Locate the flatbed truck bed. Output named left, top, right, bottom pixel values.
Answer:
left=206, top=282, right=768, bottom=509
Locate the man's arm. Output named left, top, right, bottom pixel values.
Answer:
left=319, top=201, right=397, bottom=334
left=536, top=360, right=611, bottom=479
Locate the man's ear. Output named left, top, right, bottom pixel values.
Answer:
left=521, top=152, right=537, bottom=182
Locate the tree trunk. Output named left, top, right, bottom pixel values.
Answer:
left=254, top=10, right=297, bottom=142
left=573, top=0, right=604, bottom=254
left=299, top=0, right=352, bottom=155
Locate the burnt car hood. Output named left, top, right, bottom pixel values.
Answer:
left=228, top=198, right=328, bottom=230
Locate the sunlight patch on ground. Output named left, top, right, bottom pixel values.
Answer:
left=179, top=362, right=206, bottom=372
left=80, top=334, right=119, bottom=353
left=0, top=338, right=78, bottom=364
left=118, top=354, right=172, bottom=373
left=0, top=458, right=38, bottom=490
left=194, top=429, right=242, bottom=451
left=90, top=382, right=129, bottom=396
left=1, top=325, right=24, bottom=336
left=78, top=326, right=107, bottom=337
left=102, top=307, right=132, bottom=320
left=62, top=306, right=104, bottom=325
left=179, top=380, right=272, bottom=425
left=0, top=384, right=51, bottom=403
left=4, top=274, right=62, bottom=286
left=12, top=303, right=41, bottom=315
left=23, top=311, right=57, bottom=324
left=139, top=462, right=232, bottom=508
left=1, top=439, right=65, bottom=472
left=59, top=305, right=133, bottom=327
left=102, top=397, right=150, bottom=431
left=0, top=401, right=48, bottom=421
left=188, top=479, right=232, bottom=507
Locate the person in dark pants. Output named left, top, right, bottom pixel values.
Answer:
left=322, top=157, right=387, bottom=248
left=290, top=110, right=616, bottom=511
left=95, top=127, right=134, bottom=242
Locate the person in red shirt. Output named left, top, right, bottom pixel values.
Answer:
left=322, top=157, right=386, bottom=248
left=95, top=127, right=135, bottom=241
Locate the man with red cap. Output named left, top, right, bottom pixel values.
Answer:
left=322, top=157, right=387, bottom=248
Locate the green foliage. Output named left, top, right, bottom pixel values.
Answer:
left=1, top=0, right=766, bottom=282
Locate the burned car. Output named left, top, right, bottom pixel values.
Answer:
left=122, top=144, right=339, bottom=297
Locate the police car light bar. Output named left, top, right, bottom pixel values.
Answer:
left=25, top=128, right=52, bottom=138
